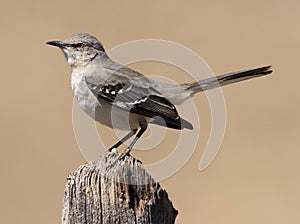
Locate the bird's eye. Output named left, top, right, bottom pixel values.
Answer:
left=73, top=43, right=85, bottom=48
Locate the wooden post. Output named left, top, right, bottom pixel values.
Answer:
left=62, top=152, right=178, bottom=224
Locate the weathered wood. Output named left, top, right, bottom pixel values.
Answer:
left=62, top=151, right=178, bottom=224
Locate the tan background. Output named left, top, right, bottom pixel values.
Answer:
left=1, top=0, right=299, bottom=223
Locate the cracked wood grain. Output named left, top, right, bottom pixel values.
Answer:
left=62, top=152, right=178, bottom=224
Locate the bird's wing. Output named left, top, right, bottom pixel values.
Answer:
left=85, top=67, right=193, bottom=130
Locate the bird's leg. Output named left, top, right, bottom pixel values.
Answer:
left=120, top=120, right=148, bottom=157
left=108, top=129, right=138, bottom=152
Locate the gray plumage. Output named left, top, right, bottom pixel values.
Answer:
left=47, top=33, right=272, bottom=152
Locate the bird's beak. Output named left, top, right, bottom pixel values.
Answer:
left=46, top=40, right=66, bottom=48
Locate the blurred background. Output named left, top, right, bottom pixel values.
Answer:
left=1, top=1, right=299, bottom=223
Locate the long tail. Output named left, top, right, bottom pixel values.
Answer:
left=184, top=65, right=272, bottom=95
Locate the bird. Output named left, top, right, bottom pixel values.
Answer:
left=47, top=33, right=272, bottom=156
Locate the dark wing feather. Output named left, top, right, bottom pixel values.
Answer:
left=134, top=95, right=193, bottom=130
left=85, top=72, right=193, bottom=130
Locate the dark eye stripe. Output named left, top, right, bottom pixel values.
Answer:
left=71, top=43, right=85, bottom=48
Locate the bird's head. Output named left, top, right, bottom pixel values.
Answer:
left=47, top=33, right=106, bottom=67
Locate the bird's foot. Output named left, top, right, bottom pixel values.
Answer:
left=118, top=147, right=132, bottom=160
left=109, top=147, right=117, bottom=153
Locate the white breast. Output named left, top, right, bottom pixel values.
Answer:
left=71, top=71, right=99, bottom=118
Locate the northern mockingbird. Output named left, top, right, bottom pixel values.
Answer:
left=47, top=33, right=272, bottom=155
